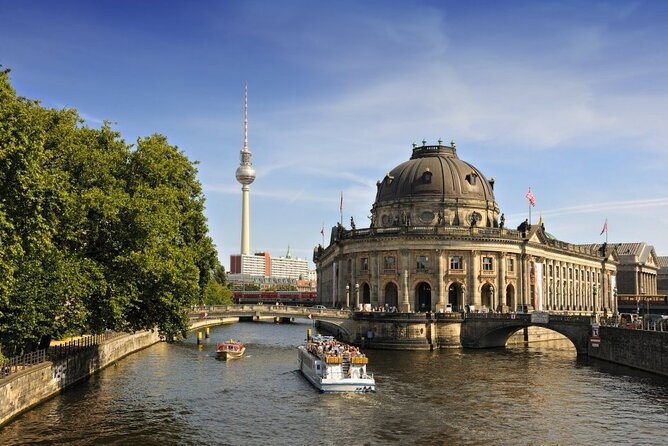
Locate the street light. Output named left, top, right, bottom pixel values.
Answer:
left=345, top=284, right=350, bottom=309
left=592, top=284, right=597, bottom=318
left=355, top=283, right=360, bottom=310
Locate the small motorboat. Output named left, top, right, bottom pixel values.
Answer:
left=216, top=339, right=246, bottom=360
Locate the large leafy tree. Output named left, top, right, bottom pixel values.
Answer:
left=0, top=69, right=219, bottom=355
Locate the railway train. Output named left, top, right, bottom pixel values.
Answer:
left=232, top=290, right=317, bottom=305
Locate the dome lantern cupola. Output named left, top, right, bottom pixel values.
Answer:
left=372, top=141, right=500, bottom=228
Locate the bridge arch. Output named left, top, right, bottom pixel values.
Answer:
left=460, top=315, right=592, bottom=355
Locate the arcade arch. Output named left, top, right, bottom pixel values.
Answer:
left=415, top=282, right=431, bottom=312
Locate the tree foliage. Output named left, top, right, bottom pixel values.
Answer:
left=0, top=69, right=220, bottom=355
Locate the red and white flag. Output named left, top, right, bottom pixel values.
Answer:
left=525, top=188, right=536, bottom=207
left=600, top=219, right=608, bottom=236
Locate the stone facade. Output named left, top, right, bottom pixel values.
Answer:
left=589, top=326, right=668, bottom=377
left=315, top=142, right=618, bottom=316
left=658, top=256, right=668, bottom=295
left=585, top=242, right=659, bottom=297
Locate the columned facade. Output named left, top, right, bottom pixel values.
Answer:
left=314, top=142, right=618, bottom=315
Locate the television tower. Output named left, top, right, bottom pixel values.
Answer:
left=235, top=82, right=256, bottom=255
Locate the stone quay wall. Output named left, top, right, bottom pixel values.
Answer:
left=0, top=330, right=161, bottom=427
left=589, top=327, right=668, bottom=377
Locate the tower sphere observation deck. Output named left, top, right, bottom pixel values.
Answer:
left=236, top=155, right=256, bottom=185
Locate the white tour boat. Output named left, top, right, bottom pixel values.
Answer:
left=298, top=334, right=375, bottom=393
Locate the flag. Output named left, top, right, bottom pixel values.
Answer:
left=525, top=188, right=536, bottom=207
left=600, top=219, right=608, bottom=236
left=320, top=225, right=324, bottom=237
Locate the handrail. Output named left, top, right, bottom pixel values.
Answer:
left=1, top=332, right=124, bottom=380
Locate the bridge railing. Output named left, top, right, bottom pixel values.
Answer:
left=353, top=312, right=429, bottom=321
left=1, top=332, right=124, bottom=380
left=191, top=304, right=351, bottom=319
left=0, top=349, right=47, bottom=379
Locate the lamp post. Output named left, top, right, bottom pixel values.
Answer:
left=592, top=284, right=598, bottom=318
left=355, top=283, right=360, bottom=310
left=489, top=285, right=495, bottom=312
left=345, top=284, right=350, bottom=309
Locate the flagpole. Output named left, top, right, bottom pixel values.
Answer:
left=528, top=202, right=532, bottom=226
left=321, top=221, right=325, bottom=246
left=339, top=192, right=343, bottom=226
left=606, top=219, right=608, bottom=244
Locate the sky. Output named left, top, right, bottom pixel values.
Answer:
left=2, top=0, right=668, bottom=269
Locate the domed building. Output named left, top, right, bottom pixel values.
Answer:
left=314, top=141, right=618, bottom=316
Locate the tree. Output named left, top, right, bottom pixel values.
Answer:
left=0, top=69, right=220, bottom=354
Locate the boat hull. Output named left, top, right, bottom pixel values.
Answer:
left=298, top=346, right=375, bottom=393
left=217, top=349, right=245, bottom=360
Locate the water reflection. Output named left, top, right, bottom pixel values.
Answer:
left=2, top=321, right=667, bottom=446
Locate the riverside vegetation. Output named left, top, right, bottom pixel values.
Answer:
left=0, top=68, right=233, bottom=361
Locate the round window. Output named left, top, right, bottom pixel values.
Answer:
left=420, top=211, right=435, bottom=223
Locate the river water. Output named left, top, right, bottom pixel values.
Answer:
left=2, top=320, right=668, bottom=446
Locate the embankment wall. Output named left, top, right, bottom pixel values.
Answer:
left=588, top=327, right=668, bottom=377
left=0, top=331, right=161, bottom=427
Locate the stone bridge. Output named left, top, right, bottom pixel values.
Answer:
left=192, top=306, right=595, bottom=354
left=193, top=304, right=350, bottom=321
left=460, top=313, right=595, bottom=354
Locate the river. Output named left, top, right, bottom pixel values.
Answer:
left=2, top=320, right=668, bottom=445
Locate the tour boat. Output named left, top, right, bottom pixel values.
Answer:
left=298, top=334, right=375, bottom=393
left=216, top=339, right=246, bottom=360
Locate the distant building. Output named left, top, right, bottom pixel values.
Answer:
left=658, top=256, right=668, bottom=295
left=271, top=247, right=309, bottom=280
left=585, top=242, right=658, bottom=297
left=229, top=248, right=310, bottom=288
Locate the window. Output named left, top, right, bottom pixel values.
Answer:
left=507, top=258, right=514, bottom=273
left=416, top=255, right=429, bottom=271
left=423, top=169, right=432, bottom=183
left=384, top=256, right=396, bottom=271
left=450, top=256, right=463, bottom=270
left=360, top=257, right=369, bottom=272
left=482, top=257, right=493, bottom=271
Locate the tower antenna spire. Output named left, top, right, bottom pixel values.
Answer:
left=243, top=81, right=248, bottom=151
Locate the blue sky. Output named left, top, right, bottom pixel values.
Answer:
left=2, top=0, right=668, bottom=269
